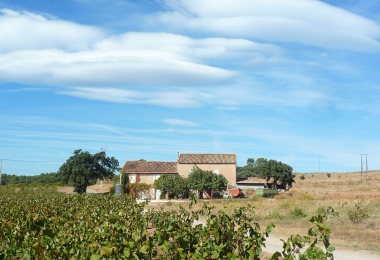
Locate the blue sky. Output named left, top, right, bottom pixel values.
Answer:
left=1, top=0, right=380, bottom=175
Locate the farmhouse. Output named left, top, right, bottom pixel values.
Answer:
left=122, top=153, right=237, bottom=199
left=177, top=154, right=236, bottom=186
left=121, top=160, right=177, bottom=199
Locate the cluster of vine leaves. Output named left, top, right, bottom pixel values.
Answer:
left=0, top=185, right=336, bottom=259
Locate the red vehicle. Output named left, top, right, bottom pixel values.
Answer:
left=224, top=187, right=244, bottom=198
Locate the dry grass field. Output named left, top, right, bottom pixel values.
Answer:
left=146, top=171, right=380, bottom=255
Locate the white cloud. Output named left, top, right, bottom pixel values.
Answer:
left=95, top=32, right=283, bottom=61
left=164, top=119, right=199, bottom=127
left=158, top=0, right=380, bottom=52
left=57, top=87, right=202, bottom=107
left=0, top=9, right=104, bottom=52
left=0, top=9, right=288, bottom=88
left=0, top=48, right=236, bottom=87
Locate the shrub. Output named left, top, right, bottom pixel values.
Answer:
left=266, top=210, right=285, bottom=220
left=347, top=201, right=370, bottom=224
left=301, top=194, right=314, bottom=200
left=300, top=175, right=305, bottom=180
left=317, top=206, right=328, bottom=215
left=327, top=173, right=331, bottom=178
left=289, top=207, right=307, bottom=219
left=109, top=185, right=115, bottom=195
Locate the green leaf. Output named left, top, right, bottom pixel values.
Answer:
left=211, top=252, right=220, bottom=259
left=328, top=245, right=335, bottom=252
left=100, top=246, right=113, bottom=256
left=90, top=254, right=101, bottom=260
left=139, top=245, right=149, bottom=254
left=123, top=247, right=130, bottom=257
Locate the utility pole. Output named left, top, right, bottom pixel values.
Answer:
left=360, top=154, right=368, bottom=178
left=0, top=158, right=2, bottom=185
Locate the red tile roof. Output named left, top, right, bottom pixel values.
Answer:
left=178, top=154, right=236, bottom=164
left=122, top=161, right=177, bottom=174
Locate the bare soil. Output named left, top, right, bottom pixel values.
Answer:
left=56, top=184, right=113, bottom=194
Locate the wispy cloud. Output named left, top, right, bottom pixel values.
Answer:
left=0, top=9, right=104, bottom=52
left=57, top=87, right=203, bottom=107
left=157, top=0, right=380, bottom=52
left=164, top=119, right=199, bottom=127
left=0, top=87, right=51, bottom=93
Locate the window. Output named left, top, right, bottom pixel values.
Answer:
left=130, top=174, right=136, bottom=183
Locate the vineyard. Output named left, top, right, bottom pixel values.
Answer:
left=0, top=185, right=334, bottom=259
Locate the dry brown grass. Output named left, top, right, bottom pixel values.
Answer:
left=56, top=184, right=114, bottom=194
left=147, top=171, right=380, bottom=255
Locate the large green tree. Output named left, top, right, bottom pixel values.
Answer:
left=259, top=159, right=294, bottom=190
left=58, top=149, right=119, bottom=193
left=187, top=166, right=228, bottom=198
left=153, top=174, right=188, bottom=198
left=237, top=158, right=268, bottom=179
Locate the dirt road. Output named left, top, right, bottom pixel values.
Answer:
left=264, top=236, right=380, bottom=260
left=192, top=219, right=380, bottom=260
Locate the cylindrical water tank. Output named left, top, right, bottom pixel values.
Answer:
left=115, top=184, right=123, bottom=195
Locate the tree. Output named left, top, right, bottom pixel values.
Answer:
left=58, top=149, right=119, bottom=194
left=211, top=173, right=228, bottom=197
left=187, top=166, right=228, bottom=198
left=236, top=158, right=268, bottom=179
left=153, top=174, right=188, bottom=198
left=259, top=159, right=294, bottom=190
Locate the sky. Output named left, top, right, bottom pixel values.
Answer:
left=1, top=0, right=380, bottom=175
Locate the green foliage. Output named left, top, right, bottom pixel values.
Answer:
left=0, top=172, right=63, bottom=185
left=327, top=173, right=331, bottom=178
left=237, top=157, right=268, bottom=179
left=120, top=171, right=129, bottom=185
left=289, top=207, right=307, bottom=219
left=260, top=159, right=295, bottom=190
left=153, top=174, right=188, bottom=198
left=127, top=182, right=151, bottom=199
left=187, top=166, right=228, bottom=198
left=0, top=185, right=273, bottom=259
left=112, top=171, right=129, bottom=185
left=109, top=185, right=116, bottom=195
left=58, top=149, right=119, bottom=194
left=347, top=201, right=370, bottom=224
left=0, top=185, right=337, bottom=259
left=111, top=172, right=130, bottom=194
left=272, top=207, right=338, bottom=260
left=300, top=175, right=305, bottom=180
left=317, top=206, right=329, bottom=215
left=266, top=210, right=285, bottom=220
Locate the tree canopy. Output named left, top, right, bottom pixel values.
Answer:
left=0, top=172, right=63, bottom=185
left=153, top=174, right=188, bottom=198
left=236, top=158, right=268, bottom=179
left=259, top=159, right=294, bottom=190
left=58, top=149, right=119, bottom=193
left=187, top=166, right=228, bottom=198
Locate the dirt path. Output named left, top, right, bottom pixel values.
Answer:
left=192, top=218, right=380, bottom=260
left=264, top=236, right=380, bottom=260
